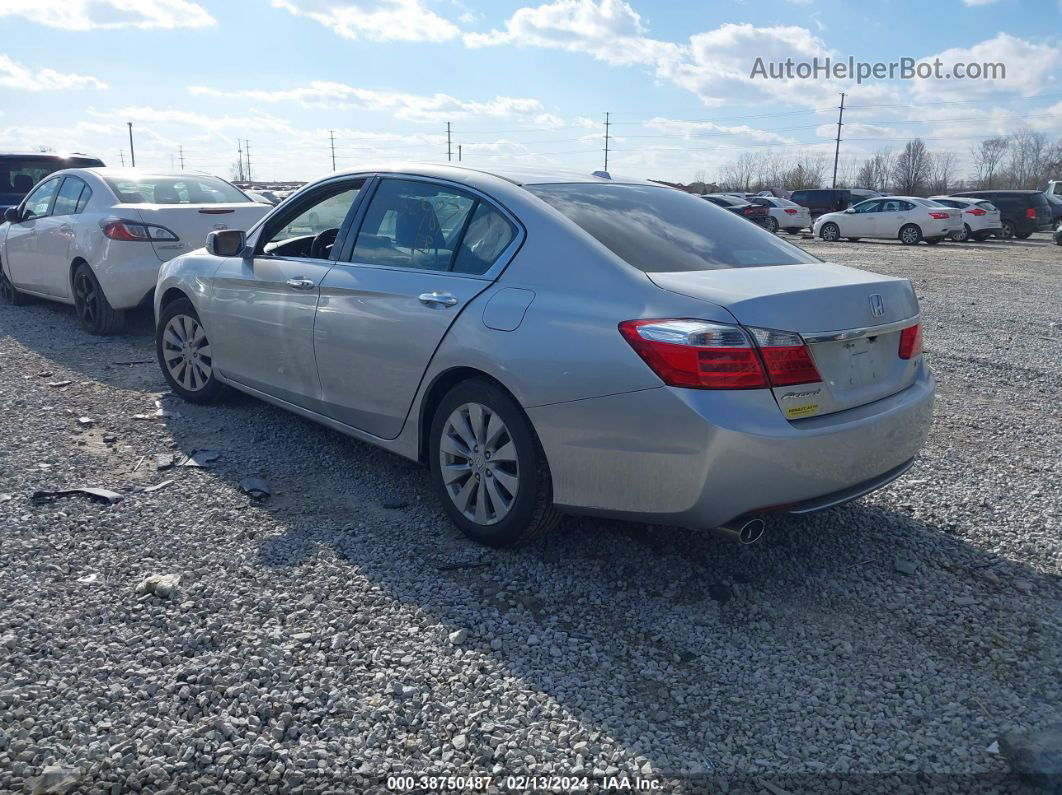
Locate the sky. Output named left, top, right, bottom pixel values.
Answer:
left=0, top=0, right=1060, bottom=183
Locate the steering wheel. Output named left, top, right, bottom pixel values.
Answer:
left=309, top=228, right=339, bottom=259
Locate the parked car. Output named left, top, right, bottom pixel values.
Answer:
left=153, top=164, right=933, bottom=547
left=928, top=196, right=1003, bottom=241
left=813, top=196, right=959, bottom=245
left=949, top=190, right=1053, bottom=239
left=790, top=189, right=852, bottom=219
left=701, top=194, right=770, bottom=226
left=244, top=189, right=278, bottom=206
left=1, top=152, right=104, bottom=214
left=1042, top=191, right=1062, bottom=230
left=0, top=169, right=270, bottom=333
left=750, top=196, right=812, bottom=234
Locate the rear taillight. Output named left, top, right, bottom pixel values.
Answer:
left=101, top=218, right=179, bottom=242
left=898, top=324, right=923, bottom=359
left=783, top=208, right=799, bottom=215
left=618, top=319, right=821, bottom=390
left=1026, top=208, right=1037, bottom=219
left=928, top=211, right=949, bottom=220
left=966, top=207, right=986, bottom=216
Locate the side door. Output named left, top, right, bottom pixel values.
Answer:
left=37, top=176, right=90, bottom=298
left=876, top=199, right=904, bottom=236
left=4, top=176, right=60, bottom=292
left=314, top=176, right=522, bottom=439
left=846, top=199, right=880, bottom=236
left=207, top=177, right=367, bottom=409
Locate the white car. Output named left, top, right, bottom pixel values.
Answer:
left=813, top=196, right=959, bottom=246
left=928, top=196, right=1003, bottom=242
left=751, top=196, right=812, bottom=234
left=0, top=169, right=270, bottom=333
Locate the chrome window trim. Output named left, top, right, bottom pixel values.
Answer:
left=802, top=315, right=919, bottom=344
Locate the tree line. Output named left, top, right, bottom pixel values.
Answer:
left=695, top=128, right=1061, bottom=196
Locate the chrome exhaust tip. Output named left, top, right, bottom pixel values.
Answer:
left=715, top=517, right=766, bottom=545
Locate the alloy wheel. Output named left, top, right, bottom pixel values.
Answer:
left=161, top=314, right=213, bottom=392
left=73, top=270, right=100, bottom=326
left=901, top=226, right=920, bottom=244
left=821, top=223, right=839, bottom=242
left=439, top=402, right=519, bottom=526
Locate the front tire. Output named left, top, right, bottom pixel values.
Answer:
left=72, top=262, right=124, bottom=334
left=1000, top=220, right=1014, bottom=239
left=0, top=260, right=31, bottom=306
left=899, top=224, right=922, bottom=245
left=430, top=379, right=560, bottom=547
left=764, top=216, right=778, bottom=233
left=819, top=222, right=840, bottom=242
left=951, top=224, right=970, bottom=242
left=156, top=298, right=225, bottom=403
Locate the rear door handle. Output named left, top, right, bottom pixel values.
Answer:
left=286, top=277, right=315, bottom=290
left=418, top=291, right=458, bottom=308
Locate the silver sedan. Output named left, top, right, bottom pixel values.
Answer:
left=154, top=165, right=934, bottom=547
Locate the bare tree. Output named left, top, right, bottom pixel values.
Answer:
left=891, top=138, right=932, bottom=195
left=970, top=136, right=1008, bottom=189
left=855, top=148, right=893, bottom=191
left=1003, top=128, right=1051, bottom=189
left=230, top=159, right=245, bottom=182
left=718, top=152, right=758, bottom=192
left=927, top=151, right=957, bottom=195
left=783, top=152, right=828, bottom=190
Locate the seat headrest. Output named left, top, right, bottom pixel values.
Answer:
left=395, top=198, right=444, bottom=250
left=12, top=174, right=34, bottom=193
left=153, top=185, right=181, bottom=204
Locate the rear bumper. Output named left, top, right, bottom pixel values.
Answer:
left=529, top=364, right=935, bottom=529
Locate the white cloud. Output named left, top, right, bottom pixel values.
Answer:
left=0, top=0, right=214, bottom=30
left=189, top=81, right=549, bottom=123
left=644, top=116, right=799, bottom=145
left=962, top=0, right=1000, bottom=5
left=0, top=55, right=108, bottom=90
left=911, top=33, right=1061, bottom=102
left=272, top=0, right=459, bottom=41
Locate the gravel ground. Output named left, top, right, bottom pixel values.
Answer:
left=1, top=232, right=1059, bottom=794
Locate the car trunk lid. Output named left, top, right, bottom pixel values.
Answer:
left=647, top=262, right=922, bottom=419
left=124, top=203, right=270, bottom=261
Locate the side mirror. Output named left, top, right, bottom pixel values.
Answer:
left=844, top=207, right=856, bottom=213
left=206, top=229, right=248, bottom=257
left=4, top=207, right=19, bottom=224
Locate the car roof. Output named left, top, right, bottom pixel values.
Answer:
left=953, top=189, right=1043, bottom=195
left=307, top=162, right=653, bottom=188
left=78, top=167, right=226, bottom=180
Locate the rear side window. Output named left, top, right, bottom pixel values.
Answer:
left=976, top=201, right=996, bottom=211
left=790, top=191, right=807, bottom=203
left=528, top=183, right=816, bottom=272
left=451, top=203, right=516, bottom=275
left=52, top=177, right=87, bottom=216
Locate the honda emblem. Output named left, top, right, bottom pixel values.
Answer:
left=868, top=294, right=885, bottom=317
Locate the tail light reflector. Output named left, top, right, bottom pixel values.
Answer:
left=898, top=323, right=923, bottom=359
left=928, top=211, right=949, bottom=220
left=1026, top=208, right=1037, bottom=219
left=783, top=208, right=799, bottom=215
left=100, top=218, right=179, bottom=242
left=618, top=320, right=821, bottom=390
left=966, top=207, right=986, bottom=216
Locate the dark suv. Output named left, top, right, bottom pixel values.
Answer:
left=1, top=153, right=105, bottom=214
left=790, top=188, right=880, bottom=219
left=949, top=190, right=1052, bottom=238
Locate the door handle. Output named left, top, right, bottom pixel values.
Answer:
left=286, top=277, right=315, bottom=290
left=418, top=291, right=458, bottom=308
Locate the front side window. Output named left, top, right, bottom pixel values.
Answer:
left=529, top=183, right=816, bottom=272
left=853, top=200, right=880, bottom=213
left=350, top=179, right=478, bottom=272
left=104, top=175, right=250, bottom=205
left=52, top=177, right=87, bottom=216
left=259, top=181, right=364, bottom=259
left=22, top=178, right=60, bottom=220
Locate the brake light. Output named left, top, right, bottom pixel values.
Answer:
left=898, top=324, right=923, bottom=359
left=966, top=207, right=986, bottom=216
left=1026, top=208, right=1036, bottom=219
left=100, top=218, right=179, bottom=242
left=928, top=211, right=949, bottom=220
left=783, top=208, right=799, bottom=215
left=198, top=208, right=234, bottom=214
left=618, top=320, right=821, bottom=390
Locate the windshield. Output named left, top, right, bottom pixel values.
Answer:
left=528, top=183, right=817, bottom=272
left=104, top=175, right=250, bottom=204
left=0, top=156, right=102, bottom=202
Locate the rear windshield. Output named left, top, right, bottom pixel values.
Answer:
left=0, top=156, right=102, bottom=198
left=976, top=201, right=997, bottom=211
left=104, top=175, right=249, bottom=205
left=527, top=183, right=817, bottom=272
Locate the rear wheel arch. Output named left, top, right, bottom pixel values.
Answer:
left=68, top=256, right=90, bottom=296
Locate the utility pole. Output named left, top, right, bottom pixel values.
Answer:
left=118, top=151, right=125, bottom=167
left=237, top=140, right=244, bottom=181
left=178, top=145, right=184, bottom=170
left=329, top=130, right=336, bottom=171
left=244, top=140, right=252, bottom=183
left=446, top=122, right=452, bottom=162
left=127, top=122, right=136, bottom=167
left=831, top=92, right=845, bottom=189
left=458, top=145, right=462, bottom=162
left=603, top=111, right=610, bottom=172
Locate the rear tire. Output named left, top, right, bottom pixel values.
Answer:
left=764, top=216, right=778, bottom=233
left=429, top=378, right=560, bottom=548
left=72, top=262, right=124, bottom=334
left=819, top=222, right=840, bottom=242
left=156, top=298, right=225, bottom=403
left=899, top=224, right=922, bottom=245
left=0, top=260, right=31, bottom=306
left=951, top=223, right=970, bottom=242
left=785, top=227, right=802, bottom=235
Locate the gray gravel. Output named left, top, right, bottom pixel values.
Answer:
left=1, top=233, right=1059, bottom=794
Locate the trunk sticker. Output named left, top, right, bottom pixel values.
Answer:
left=786, top=403, right=820, bottom=419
